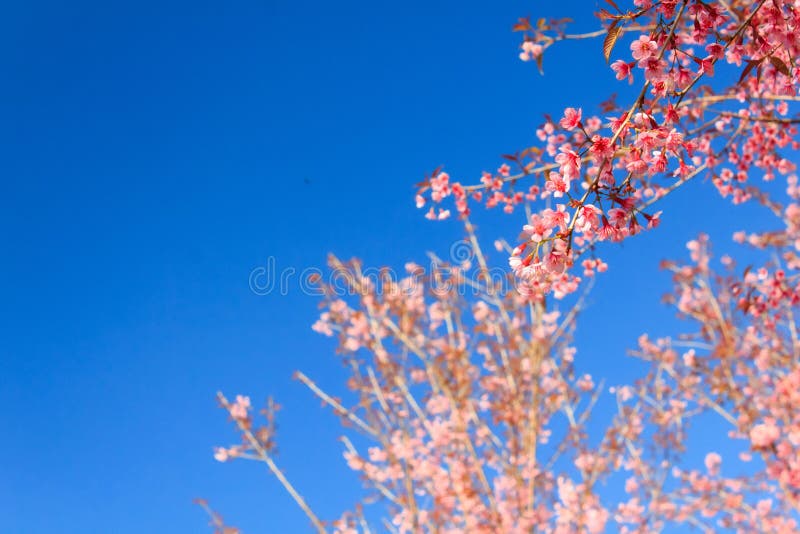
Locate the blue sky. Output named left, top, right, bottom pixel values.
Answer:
left=0, top=1, right=779, bottom=532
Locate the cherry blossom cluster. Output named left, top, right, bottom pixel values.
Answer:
left=615, top=233, right=800, bottom=531
left=208, top=1, right=800, bottom=532
left=415, top=0, right=800, bottom=300
left=217, top=216, right=800, bottom=531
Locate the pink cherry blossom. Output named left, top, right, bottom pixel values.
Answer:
left=750, top=423, right=780, bottom=449
left=214, top=3, right=800, bottom=532
left=559, top=107, right=582, bottom=130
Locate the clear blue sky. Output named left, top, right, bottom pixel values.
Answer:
left=0, top=1, right=776, bottom=532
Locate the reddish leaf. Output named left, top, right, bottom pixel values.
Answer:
left=596, top=8, right=617, bottom=20
left=603, top=20, right=623, bottom=63
left=738, top=58, right=761, bottom=84
left=769, top=56, right=791, bottom=76
left=599, top=93, right=618, bottom=112
left=512, top=17, right=532, bottom=32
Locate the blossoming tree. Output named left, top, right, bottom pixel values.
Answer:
left=209, top=0, right=800, bottom=531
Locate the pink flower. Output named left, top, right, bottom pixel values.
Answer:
left=544, top=238, right=570, bottom=274
left=699, top=56, right=715, bottom=76
left=585, top=507, right=609, bottom=534
left=555, top=146, right=581, bottom=180
left=343, top=337, right=361, bottom=351
left=631, top=35, right=658, bottom=61
left=705, top=42, right=725, bottom=60
left=429, top=172, right=450, bottom=202
left=519, top=40, right=542, bottom=62
left=559, top=107, right=582, bottom=130
left=575, top=204, right=602, bottom=233
left=472, top=301, right=491, bottom=321
left=607, top=207, right=628, bottom=226
left=230, top=395, right=251, bottom=420
left=312, top=316, right=334, bottom=336
left=213, top=447, right=229, bottom=462
left=611, top=60, right=634, bottom=84
left=598, top=216, right=620, bottom=241
left=523, top=214, right=552, bottom=242
left=343, top=451, right=364, bottom=470
left=545, top=171, right=571, bottom=198
left=576, top=374, right=594, bottom=391
left=641, top=57, right=667, bottom=82
left=589, top=135, right=615, bottom=161
left=750, top=422, right=780, bottom=449
left=542, top=204, right=570, bottom=230
left=704, top=452, right=722, bottom=475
